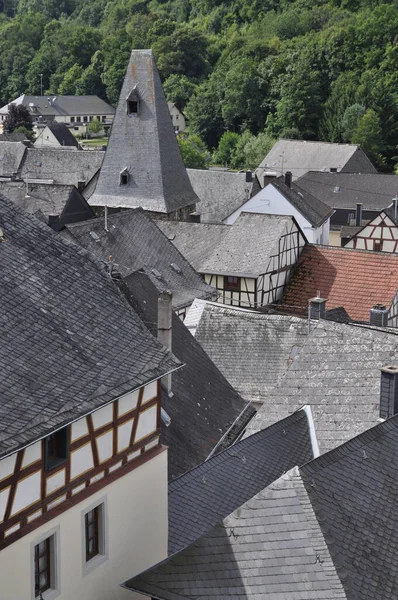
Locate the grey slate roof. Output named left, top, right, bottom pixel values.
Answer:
left=21, top=147, right=104, bottom=186
left=156, top=220, right=228, bottom=271
left=0, top=94, right=115, bottom=117
left=90, top=49, right=199, bottom=213
left=121, top=270, right=250, bottom=481
left=271, top=177, right=334, bottom=227
left=0, top=181, right=94, bottom=226
left=37, top=122, right=79, bottom=148
left=256, top=140, right=377, bottom=182
left=0, top=194, right=180, bottom=458
left=166, top=408, right=314, bottom=555
left=0, top=141, right=27, bottom=177
left=200, top=212, right=294, bottom=276
left=65, top=208, right=216, bottom=310
left=187, top=300, right=309, bottom=405
left=186, top=169, right=260, bottom=223
left=296, top=172, right=398, bottom=211
left=301, top=413, right=398, bottom=600
left=0, top=133, right=28, bottom=142
left=245, top=319, right=398, bottom=453
left=125, top=465, right=346, bottom=600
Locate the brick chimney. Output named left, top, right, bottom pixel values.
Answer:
left=380, top=365, right=398, bottom=419
left=48, top=214, right=60, bottom=231
left=284, top=171, right=292, bottom=188
left=157, top=291, right=173, bottom=394
left=309, top=295, right=327, bottom=320
left=370, top=304, right=389, bottom=327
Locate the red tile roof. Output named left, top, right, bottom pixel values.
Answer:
left=281, top=245, right=398, bottom=321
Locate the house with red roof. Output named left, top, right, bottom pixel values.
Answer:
left=279, top=244, right=398, bottom=325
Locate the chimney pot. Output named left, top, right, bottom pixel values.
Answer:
left=380, top=365, right=398, bottom=419
left=356, top=203, right=363, bottom=227
left=245, top=171, right=253, bottom=183
left=157, top=291, right=173, bottom=394
left=370, top=304, right=389, bottom=327
left=309, top=296, right=327, bottom=320
left=77, top=180, right=85, bottom=192
left=285, top=171, right=292, bottom=188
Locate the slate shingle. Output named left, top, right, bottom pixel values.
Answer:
left=21, top=147, right=104, bottom=186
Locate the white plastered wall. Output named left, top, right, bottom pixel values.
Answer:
left=224, top=184, right=328, bottom=244
left=0, top=450, right=168, bottom=600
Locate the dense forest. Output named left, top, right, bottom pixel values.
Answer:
left=1, top=0, right=398, bottom=169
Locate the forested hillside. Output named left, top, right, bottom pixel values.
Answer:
left=1, top=0, right=398, bottom=169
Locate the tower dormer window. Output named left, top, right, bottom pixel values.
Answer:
left=120, top=168, right=129, bottom=185
left=128, top=101, right=138, bottom=114
left=126, top=86, right=140, bottom=116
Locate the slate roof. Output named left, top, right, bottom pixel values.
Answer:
left=21, top=147, right=104, bottom=186
left=296, top=172, right=398, bottom=211
left=270, top=177, right=334, bottom=227
left=0, top=133, right=28, bottom=142
left=0, top=94, right=115, bottom=117
left=186, top=169, right=260, bottom=223
left=245, top=319, right=398, bottom=453
left=0, top=181, right=94, bottom=226
left=0, top=141, right=27, bottom=177
left=155, top=220, right=228, bottom=271
left=65, top=208, right=216, bottom=310
left=90, top=49, right=199, bottom=213
left=125, top=465, right=346, bottom=600
left=166, top=408, right=314, bottom=555
left=301, top=413, right=398, bottom=600
left=256, top=140, right=377, bottom=182
left=185, top=300, right=309, bottom=405
left=200, top=213, right=295, bottom=276
left=0, top=194, right=180, bottom=458
left=121, top=270, right=250, bottom=481
left=280, top=244, right=398, bottom=322
left=36, top=122, right=79, bottom=148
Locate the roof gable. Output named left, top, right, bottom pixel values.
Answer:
left=89, top=49, right=199, bottom=213
left=0, top=141, right=27, bottom=177
left=21, top=147, right=104, bottom=186
left=270, top=178, right=334, bottom=227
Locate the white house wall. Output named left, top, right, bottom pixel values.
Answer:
left=224, top=184, right=328, bottom=244
left=0, top=450, right=168, bottom=600
left=345, top=213, right=398, bottom=252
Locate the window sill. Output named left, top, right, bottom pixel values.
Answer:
left=37, top=588, right=60, bottom=600
left=82, top=553, right=108, bottom=577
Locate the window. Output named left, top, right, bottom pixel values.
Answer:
left=120, top=169, right=129, bottom=185
left=82, top=500, right=108, bottom=575
left=374, top=240, right=383, bottom=252
left=34, top=538, right=51, bottom=597
left=85, top=507, right=99, bottom=561
left=175, top=113, right=179, bottom=120
left=89, top=116, right=93, bottom=122
left=44, top=427, right=69, bottom=471
left=97, top=116, right=101, bottom=121
left=76, top=116, right=81, bottom=123
left=31, top=527, right=59, bottom=600
left=70, top=116, right=75, bottom=123
left=83, top=116, right=87, bottom=123
left=101, top=116, right=106, bottom=122
left=127, top=101, right=138, bottom=114
left=74, top=127, right=79, bottom=131
left=225, top=276, right=240, bottom=291
left=174, top=125, right=179, bottom=132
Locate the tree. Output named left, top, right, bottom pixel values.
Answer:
left=351, top=109, right=385, bottom=168
left=341, top=104, right=365, bottom=142
left=88, top=118, right=102, bottom=135
left=163, top=74, right=197, bottom=110
left=177, top=133, right=210, bottom=169
left=213, top=131, right=240, bottom=166
left=4, top=103, right=33, bottom=134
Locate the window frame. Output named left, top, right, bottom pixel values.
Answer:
left=31, top=525, right=60, bottom=600
left=225, top=276, right=241, bottom=291
left=44, top=427, right=69, bottom=472
left=81, top=497, right=108, bottom=576
left=374, top=240, right=383, bottom=252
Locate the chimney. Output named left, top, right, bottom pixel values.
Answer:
left=48, top=214, right=60, bottom=231
left=370, top=304, right=389, bottom=327
left=77, top=180, right=85, bottom=192
left=309, top=294, right=327, bottom=320
left=284, top=171, right=292, bottom=188
left=157, top=291, right=173, bottom=394
left=380, top=365, right=398, bottom=419
left=355, top=203, right=363, bottom=227
left=245, top=171, right=253, bottom=183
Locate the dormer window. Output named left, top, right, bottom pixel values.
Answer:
left=126, top=86, right=140, bottom=116
left=128, top=101, right=138, bottom=114
left=120, top=168, right=129, bottom=185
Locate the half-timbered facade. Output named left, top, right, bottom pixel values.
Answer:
left=201, top=213, right=307, bottom=308
left=344, top=209, right=398, bottom=252
left=0, top=193, right=180, bottom=599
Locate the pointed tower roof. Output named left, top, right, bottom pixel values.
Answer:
left=89, top=49, right=199, bottom=214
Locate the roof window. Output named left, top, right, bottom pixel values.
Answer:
left=333, top=186, right=340, bottom=193
left=120, top=168, right=129, bottom=185
left=126, top=86, right=140, bottom=116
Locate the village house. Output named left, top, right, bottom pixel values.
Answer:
left=342, top=206, right=398, bottom=250
left=0, top=141, right=27, bottom=180
left=0, top=193, right=181, bottom=599
left=186, top=169, right=260, bottom=223
left=279, top=244, right=398, bottom=325
left=223, top=172, right=333, bottom=244
left=0, top=94, right=115, bottom=135
left=158, top=212, right=307, bottom=309
left=167, top=102, right=186, bottom=132
left=125, top=408, right=398, bottom=600
left=256, top=139, right=377, bottom=183
left=89, top=49, right=199, bottom=219
left=64, top=207, right=216, bottom=318
left=34, top=122, right=80, bottom=149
